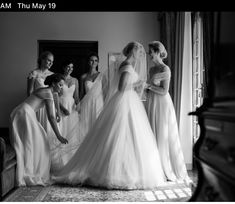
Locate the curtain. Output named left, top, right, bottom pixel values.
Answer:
left=179, top=12, right=193, bottom=169
left=158, top=12, right=176, bottom=97
left=201, top=12, right=215, bottom=99
left=173, top=13, right=185, bottom=126
left=158, top=12, right=193, bottom=169
left=158, top=12, right=185, bottom=125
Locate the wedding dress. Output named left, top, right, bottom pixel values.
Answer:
left=146, top=66, right=189, bottom=181
left=52, top=65, right=166, bottom=189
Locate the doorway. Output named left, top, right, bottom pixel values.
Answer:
left=38, top=40, right=98, bottom=80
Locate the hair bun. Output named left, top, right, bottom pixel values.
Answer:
left=148, top=41, right=167, bottom=59
left=122, top=41, right=142, bottom=57
left=44, top=73, right=65, bottom=86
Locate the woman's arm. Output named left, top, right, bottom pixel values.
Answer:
left=45, top=99, right=68, bottom=144
left=59, top=103, right=70, bottom=116
left=27, top=77, right=35, bottom=96
left=73, top=78, right=79, bottom=105
left=133, top=79, right=146, bottom=88
left=27, top=70, right=38, bottom=96
left=148, top=79, right=170, bottom=95
left=57, top=86, right=70, bottom=116
left=52, top=92, right=61, bottom=122
left=118, top=71, right=131, bottom=92
left=101, top=74, right=108, bottom=101
left=79, top=74, right=86, bottom=100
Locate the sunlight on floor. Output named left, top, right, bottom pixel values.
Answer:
left=144, top=185, right=192, bottom=201
left=3, top=170, right=197, bottom=202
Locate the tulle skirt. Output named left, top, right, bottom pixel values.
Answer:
left=52, top=90, right=166, bottom=189
left=49, top=96, right=82, bottom=173
left=79, top=85, right=104, bottom=139
left=10, top=102, right=51, bottom=186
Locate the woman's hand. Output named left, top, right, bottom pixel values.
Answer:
left=61, top=107, right=70, bottom=116
left=56, top=112, right=61, bottom=122
left=143, top=83, right=151, bottom=94
left=144, top=83, right=151, bottom=90
left=58, top=136, right=68, bottom=144
left=76, top=103, right=81, bottom=113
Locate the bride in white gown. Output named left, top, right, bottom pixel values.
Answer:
left=52, top=42, right=166, bottom=189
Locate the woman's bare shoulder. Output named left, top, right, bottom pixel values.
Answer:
left=81, top=73, right=88, bottom=80
left=161, top=64, right=170, bottom=72
left=71, top=76, right=78, bottom=82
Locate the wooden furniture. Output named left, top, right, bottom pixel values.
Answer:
left=190, top=99, right=235, bottom=201
left=190, top=12, right=235, bottom=201
left=0, top=128, right=16, bottom=201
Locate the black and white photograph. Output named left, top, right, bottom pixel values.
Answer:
left=0, top=3, right=235, bottom=202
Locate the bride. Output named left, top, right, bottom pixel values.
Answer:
left=52, top=42, right=166, bottom=189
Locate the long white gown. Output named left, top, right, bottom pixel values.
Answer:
left=10, top=89, right=53, bottom=186
left=49, top=84, right=82, bottom=173
left=79, top=73, right=104, bottom=138
left=52, top=65, right=165, bottom=189
left=146, top=66, right=189, bottom=181
left=28, top=69, right=54, bottom=132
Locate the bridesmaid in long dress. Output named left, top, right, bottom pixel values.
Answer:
left=50, top=60, right=82, bottom=173
left=146, top=41, right=189, bottom=182
left=27, top=51, right=55, bottom=131
left=10, top=74, right=68, bottom=186
left=79, top=52, right=108, bottom=137
left=52, top=42, right=166, bottom=190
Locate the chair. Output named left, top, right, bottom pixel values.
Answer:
left=0, top=127, right=16, bottom=201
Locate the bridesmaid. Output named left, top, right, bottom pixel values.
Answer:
left=27, top=51, right=68, bottom=139
left=49, top=60, right=81, bottom=173
left=10, top=73, right=68, bottom=186
left=79, top=52, right=108, bottom=137
left=145, top=41, right=189, bottom=182
left=27, top=51, right=59, bottom=131
left=27, top=51, right=54, bottom=96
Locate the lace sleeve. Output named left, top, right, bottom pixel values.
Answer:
left=28, top=70, right=38, bottom=79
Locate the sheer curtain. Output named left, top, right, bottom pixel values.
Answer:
left=179, top=12, right=193, bottom=170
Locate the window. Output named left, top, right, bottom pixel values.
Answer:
left=192, top=13, right=204, bottom=143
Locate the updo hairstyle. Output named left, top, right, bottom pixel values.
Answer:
left=148, top=41, right=167, bottom=59
left=122, top=41, right=141, bottom=57
left=44, top=73, right=65, bottom=86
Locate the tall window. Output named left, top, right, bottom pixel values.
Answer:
left=192, top=13, right=204, bottom=143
